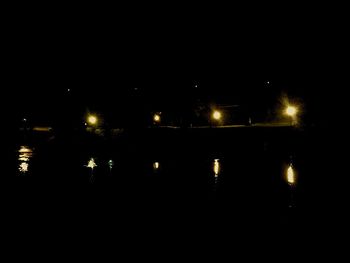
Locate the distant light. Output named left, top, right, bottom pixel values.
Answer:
left=23, top=118, right=27, bottom=122
left=153, top=162, right=160, bottom=170
left=285, top=106, right=297, bottom=117
left=87, top=115, right=98, bottom=125
left=67, top=89, right=70, bottom=92
left=153, top=114, right=161, bottom=123
left=287, top=165, right=295, bottom=185
left=213, top=159, right=220, bottom=177
left=213, top=110, right=222, bottom=121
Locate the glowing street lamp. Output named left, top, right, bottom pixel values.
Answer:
left=285, top=105, right=298, bottom=117
left=153, top=161, right=160, bottom=170
left=212, top=110, right=222, bottom=121
left=87, top=115, right=98, bottom=126
left=284, top=105, right=299, bottom=126
left=153, top=113, right=161, bottom=124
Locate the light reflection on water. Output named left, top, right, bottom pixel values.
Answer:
left=153, top=161, right=160, bottom=171
left=86, top=158, right=97, bottom=170
left=108, top=159, right=114, bottom=172
left=18, top=146, right=33, bottom=174
left=287, top=164, right=296, bottom=186
left=285, top=159, right=298, bottom=208
left=14, top=145, right=300, bottom=209
left=212, top=159, right=221, bottom=195
left=285, top=156, right=297, bottom=187
left=85, top=157, right=97, bottom=183
left=213, top=159, right=220, bottom=178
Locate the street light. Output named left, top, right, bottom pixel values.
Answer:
left=285, top=105, right=298, bottom=117
left=87, top=115, right=98, bottom=126
left=284, top=105, right=298, bottom=126
left=153, top=113, right=161, bottom=124
left=212, top=110, right=222, bottom=121
left=153, top=161, right=160, bottom=170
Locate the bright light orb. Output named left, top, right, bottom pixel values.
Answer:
left=285, top=106, right=297, bottom=117
left=153, top=162, right=160, bottom=170
left=88, top=115, right=98, bottom=125
left=213, top=111, right=222, bottom=121
left=153, top=114, right=161, bottom=123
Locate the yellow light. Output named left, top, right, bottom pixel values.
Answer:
left=213, top=159, right=220, bottom=177
left=18, top=146, right=33, bottom=165
left=154, top=114, right=161, bottom=123
left=19, top=162, right=29, bottom=173
left=88, top=115, right=98, bottom=125
left=285, top=106, right=297, bottom=117
left=153, top=162, right=160, bottom=170
left=287, top=165, right=295, bottom=185
left=86, top=158, right=97, bottom=169
left=213, top=110, right=222, bottom=121
left=19, top=146, right=32, bottom=153
left=18, top=156, right=30, bottom=162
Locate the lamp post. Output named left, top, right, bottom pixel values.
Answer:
left=153, top=113, right=161, bottom=125
left=211, top=110, right=222, bottom=126
left=87, top=115, right=98, bottom=126
left=285, top=105, right=298, bottom=126
left=213, top=110, right=222, bottom=121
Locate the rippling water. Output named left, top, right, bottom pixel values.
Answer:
left=5, top=126, right=340, bottom=248
left=17, top=145, right=34, bottom=174
left=9, top=128, right=303, bottom=210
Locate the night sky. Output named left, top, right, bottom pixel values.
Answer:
left=3, top=4, right=350, bottom=254
left=4, top=4, right=346, bottom=127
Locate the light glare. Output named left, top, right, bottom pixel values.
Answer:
left=153, top=162, right=160, bottom=170
left=154, top=114, right=161, bottom=123
left=213, top=111, right=222, bottom=120
left=285, top=106, right=297, bottom=117
left=88, top=115, right=98, bottom=125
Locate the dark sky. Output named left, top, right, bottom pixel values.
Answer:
left=4, top=4, right=347, bottom=125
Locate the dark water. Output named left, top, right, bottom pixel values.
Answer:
left=3, top=126, right=345, bottom=252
